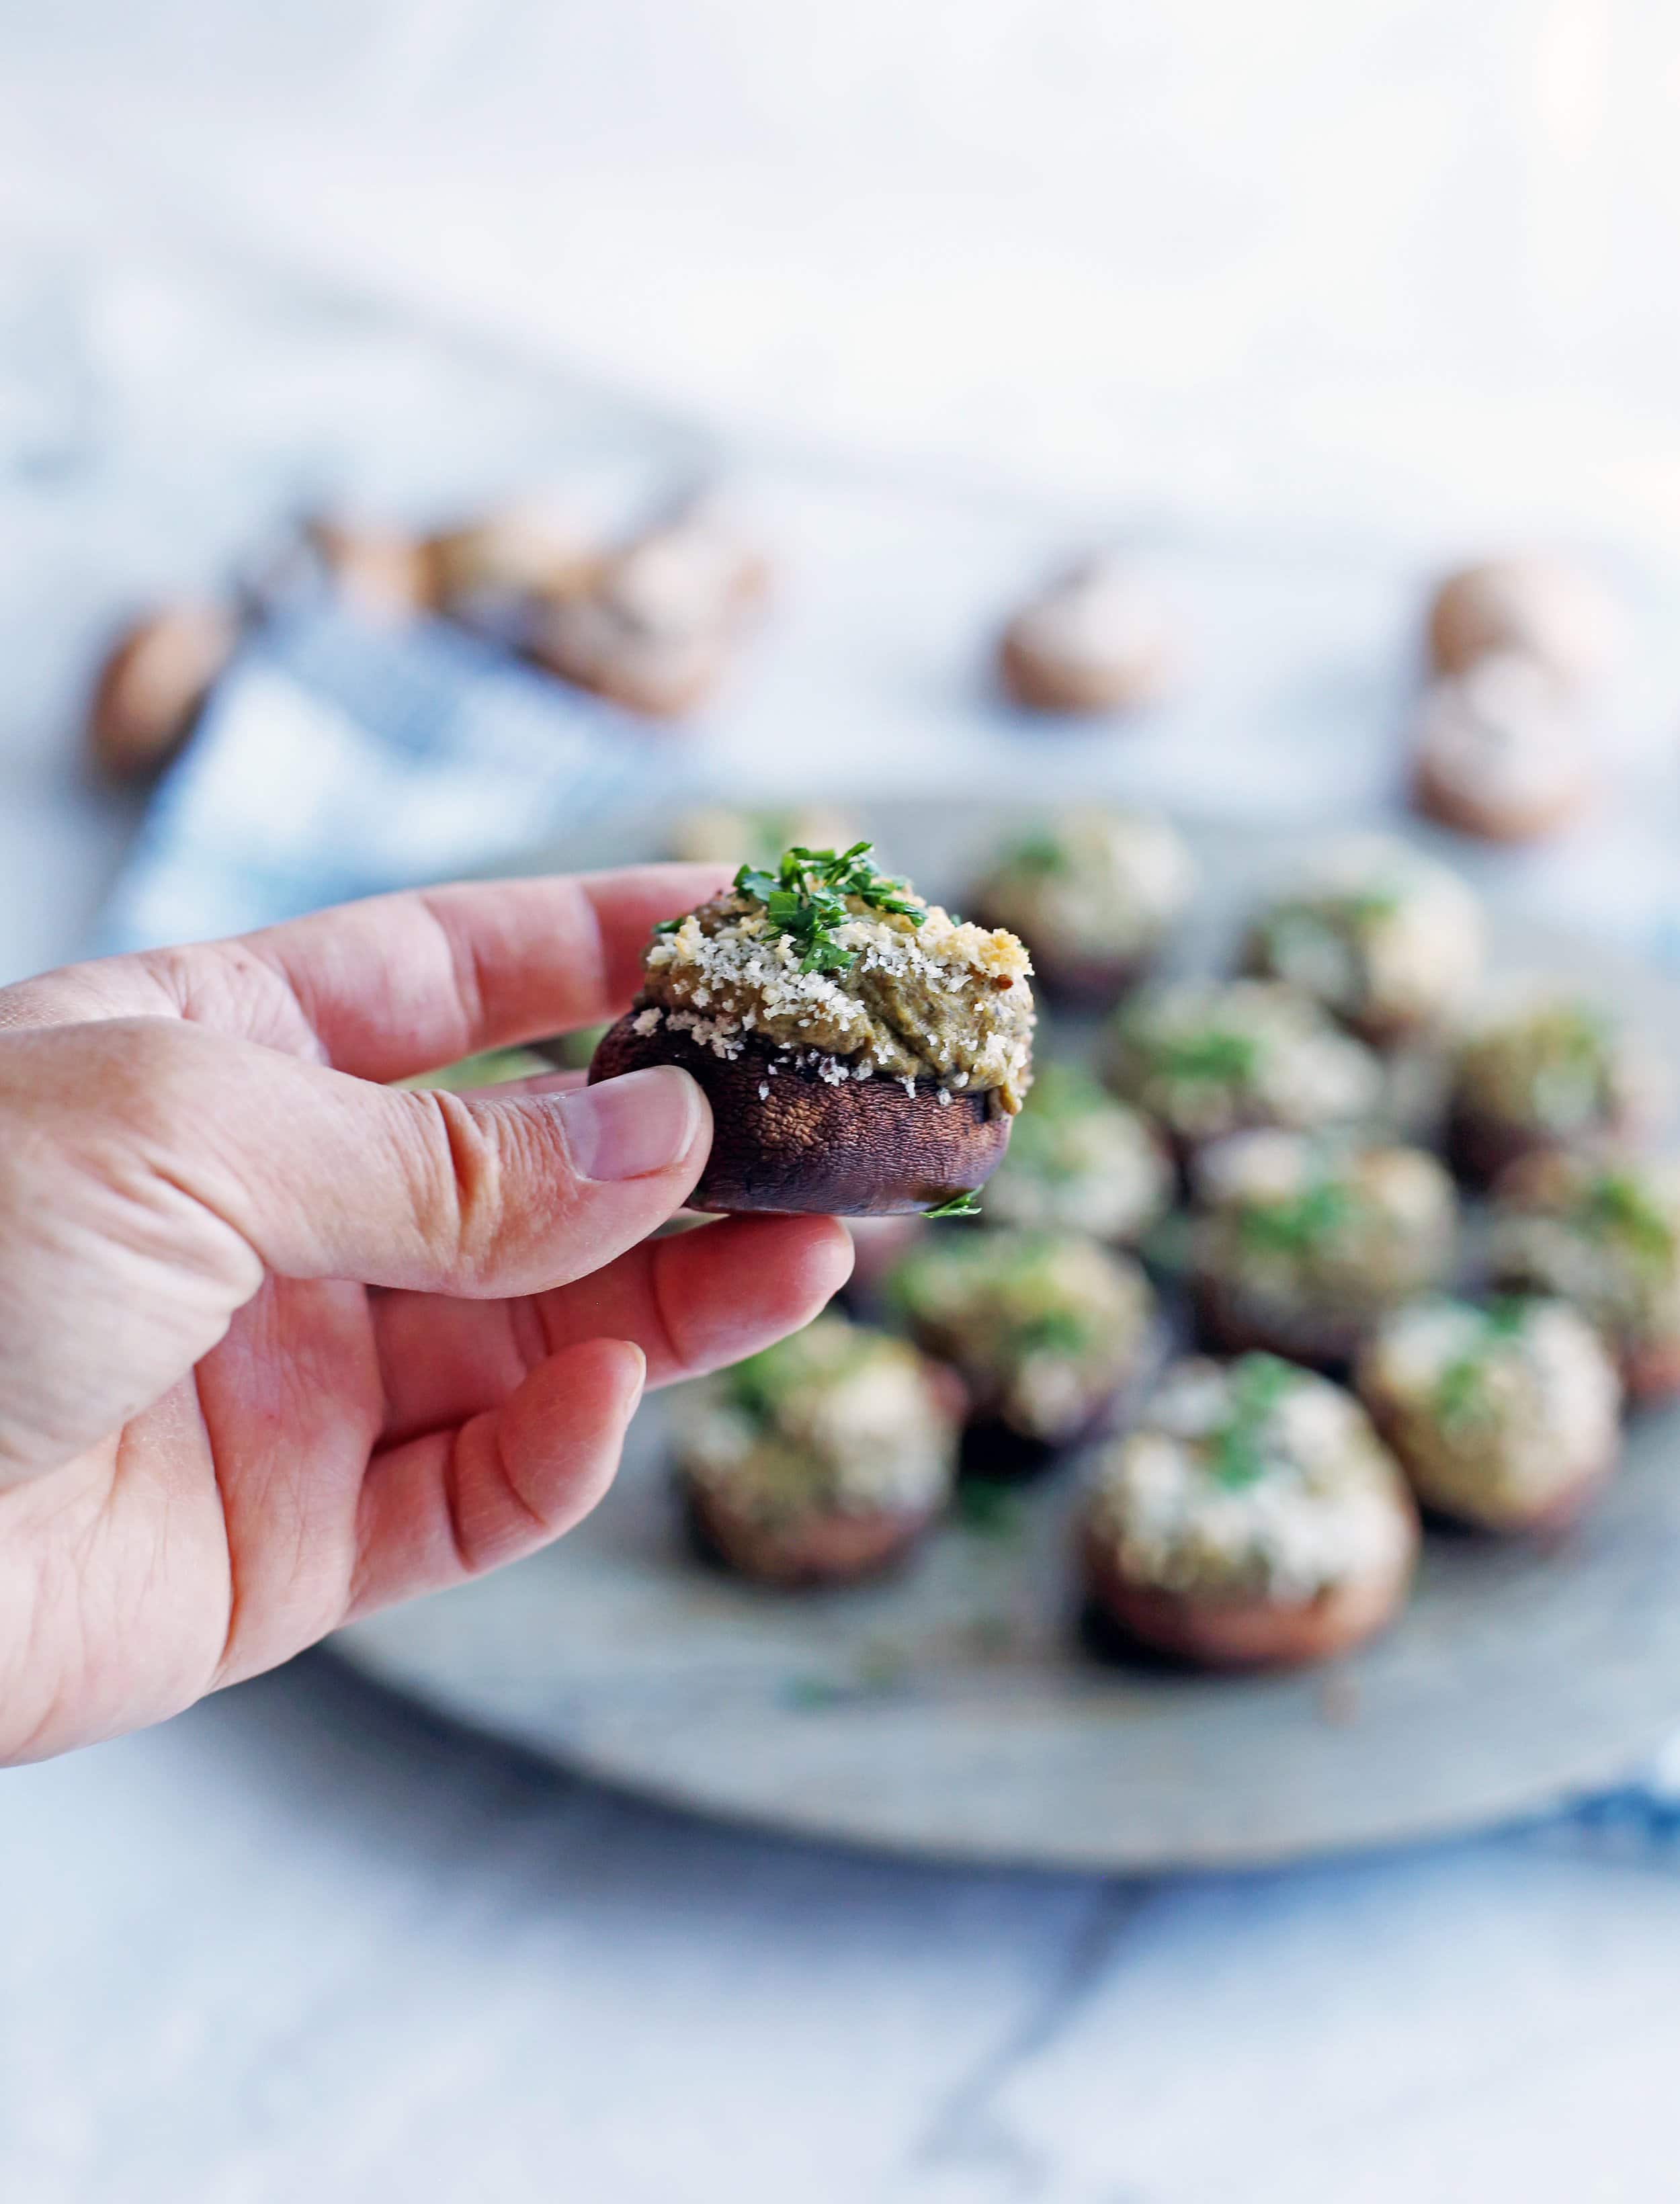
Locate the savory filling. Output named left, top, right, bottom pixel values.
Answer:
left=675, top=1316, right=956, bottom=1527
left=1193, top=1130, right=1457, bottom=1325
left=888, top=1228, right=1153, bottom=1442
left=1490, top=1154, right=1680, bottom=1353
left=1413, top=654, right=1589, bottom=813
left=1358, top=1297, right=1620, bottom=1521
left=1084, top=1355, right=1414, bottom=1603
left=1107, top=979, right=1382, bottom=1144
left=1246, top=834, right=1483, bottom=1033
left=1453, top=997, right=1636, bottom=1139
left=976, top=810, right=1195, bottom=970
left=637, top=843, right=1036, bottom=1109
left=984, top=1063, right=1173, bottom=1244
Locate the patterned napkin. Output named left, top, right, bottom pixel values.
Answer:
left=96, top=602, right=685, bottom=955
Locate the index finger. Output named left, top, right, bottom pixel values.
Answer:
left=0, top=865, right=729, bottom=1081
left=245, top=867, right=730, bottom=1079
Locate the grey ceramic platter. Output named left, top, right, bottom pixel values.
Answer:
left=334, top=806, right=1680, bottom=1871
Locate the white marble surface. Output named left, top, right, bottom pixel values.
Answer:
left=5, top=13, right=1680, bottom=2191
left=6, top=1659, right=1680, bottom=2203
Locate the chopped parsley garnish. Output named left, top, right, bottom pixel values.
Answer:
left=651, top=916, right=684, bottom=935
left=1014, top=1305, right=1095, bottom=1358
left=1536, top=1003, right=1608, bottom=1063
left=1005, top=829, right=1069, bottom=878
left=925, top=1191, right=982, bottom=1218
left=1432, top=1298, right=1529, bottom=1427
left=957, top=1478, right=1025, bottom=1539
left=1583, top=1169, right=1673, bottom=1270
left=1208, top=1353, right=1297, bottom=1487
left=1236, top=1179, right=1355, bottom=1258
left=722, top=1322, right=878, bottom=1423
left=733, top=842, right=924, bottom=975
left=724, top=1345, right=788, bottom=1424
left=1268, top=887, right=1399, bottom=954
left=1154, top=1027, right=1260, bottom=1088
left=1432, top=1355, right=1485, bottom=1428
left=1335, top=887, right=1402, bottom=929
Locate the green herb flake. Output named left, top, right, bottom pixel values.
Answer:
left=925, top=1191, right=982, bottom=1219
left=1005, top=829, right=1069, bottom=878
left=1433, top=1299, right=1530, bottom=1427
left=1433, top=1355, right=1487, bottom=1429
left=732, top=842, right=925, bottom=974
left=1209, top=1353, right=1298, bottom=1488
left=958, top=1478, right=1025, bottom=1540
left=1583, top=1169, right=1674, bottom=1271
left=1236, top=1178, right=1355, bottom=1258
left=723, top=1344, right=789, bottom=1425
left=1336, top=886, right=1402, bottom=929
left=1155, top=1027, right=1261, bottom=1089
left=1014, top=1305, right=1095, bottom=1359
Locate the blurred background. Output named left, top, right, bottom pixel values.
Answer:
left=9, top=5, right=1680, bottom=2201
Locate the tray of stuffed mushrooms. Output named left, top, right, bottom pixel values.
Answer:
left=335, top=802, right=1680, bottom=1871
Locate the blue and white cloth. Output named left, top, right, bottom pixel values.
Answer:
left=97, top=604, right=686, bottom=956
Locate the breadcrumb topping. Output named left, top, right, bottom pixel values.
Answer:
left=1085, top=1356, right=1414, bottom=1603
left=1358, top=1298, right=1620, bottom=1524
left=676, top=1316, right=958, bottom=1523
left=639, top=882, right=1036, bottom=1109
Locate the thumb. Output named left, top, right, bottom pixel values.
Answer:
left=190, top=1029, right=712, bottom=1295
left=17, top=1016, right=712, bottom=1298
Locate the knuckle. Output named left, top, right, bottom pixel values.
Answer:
left=399, top=1089, right=577, bottom=1292
left=402, top=1091, right=509, bottom=1285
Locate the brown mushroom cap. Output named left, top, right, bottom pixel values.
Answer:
left=1079, top=1516, right=1415, bottom=1669
left=87, top=601, right=239, bottom=779
left=589, top=1015, right=1013, bottom=1215
left=1357, top=1388, right=1617, bottom=1536
left=683, top=1480, right=938, bottom=1586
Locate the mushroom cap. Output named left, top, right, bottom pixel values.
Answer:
left=87, top=601, right=238, bottom=778
left=1079, top=1515, right=1415, bottom=1668
left=589, top=1015, right=1013, bottom=1215
left=683, top=1481, right=938, bottom=1586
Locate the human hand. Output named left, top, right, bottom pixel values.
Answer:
left=0, top=870, right=851, bottom=1761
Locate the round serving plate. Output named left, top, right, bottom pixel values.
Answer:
left=334, top=805, right=1680, bottom=1871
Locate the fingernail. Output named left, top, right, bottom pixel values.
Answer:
left=556, top=1066, right=704, bottom=1182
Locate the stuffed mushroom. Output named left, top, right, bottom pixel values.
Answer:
left=1104, top=979, right=1384, bottom=1154
left=1411, top=653, right=1593, bottom=845
left=1425, top=554, right=1619, bottom=691
left=1079, top=1353, right=1418, bottom=1668
left=532, top=501, right=767, bottom=718
left=673, top=1316, right=960, bottom=1584
left=1489, top=1152, right=1680, bottom=1401
left=997, top=554, right=1177, bottom=715
left=983, top=1062, right=1173, bottom=1247
left=589, top=843, right=1036, bottom=1214
left=1243, top=834, right=1484, bottom=1046
left=971, top=809, right=1196, bottom=1003
left=1191, top=1131, right=1458, bottom=1367
left=1447, top=995, right=1656, bottom=1184
left=887, top=1228, right=1156, bottom=1472
left=1357, top=1296, right=1622, bottom=1533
